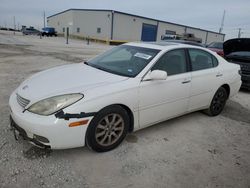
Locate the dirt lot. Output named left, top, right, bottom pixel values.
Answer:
left=0, top=31, right=249, bottom=188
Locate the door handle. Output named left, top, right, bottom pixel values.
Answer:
left=182, top=80, right=191, bottom=84
left=216, top=73, right=223, bottom=77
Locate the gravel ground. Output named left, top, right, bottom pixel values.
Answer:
left=0, top=31, right=249, bottom=188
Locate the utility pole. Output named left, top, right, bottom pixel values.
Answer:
left=13, top=16, right=16, bottom=35
left=43, top=11, right=46, bottom=28
left=238, top=28, right=242, bottom=38
left=219, top=10, right=226, bottom=33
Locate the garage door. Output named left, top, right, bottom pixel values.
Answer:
left=141, top=23, right=157, bottom=42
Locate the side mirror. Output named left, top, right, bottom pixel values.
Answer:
left=143, top=70, right=167, bottom=81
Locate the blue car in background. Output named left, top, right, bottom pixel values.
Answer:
left=41, top=27, right=57, bottom=37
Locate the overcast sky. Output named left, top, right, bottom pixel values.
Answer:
left=1, top=0, right=250, bottom=40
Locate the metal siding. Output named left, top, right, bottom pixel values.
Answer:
left=113, top=13, right=157, bottom=41
left=186, top=28, right=207, bottom=44
left=47, top=9, right=225, bottom=43
left=72, top=10, right=111, bottom=39
left=48, top=10, right=111, bottom=39
left=206, top=32, right=224, bottom=44
left=157, top=22, right=186, bottom=41
left=47, top=11, right=73, bottom=35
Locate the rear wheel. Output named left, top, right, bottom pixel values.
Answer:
left=204, top=87, right=228, bottom=116
left=86, top=105, right=129, bottom=152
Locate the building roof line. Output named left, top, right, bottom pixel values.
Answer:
left=47, top=8, right=225, bottom=36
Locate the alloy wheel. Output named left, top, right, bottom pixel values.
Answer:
left=211, top=89, right=227, bottom=114
left=95, top=113, right=125, bottom=147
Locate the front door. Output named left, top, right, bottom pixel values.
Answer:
left=139, top=49, right=191, bottom=128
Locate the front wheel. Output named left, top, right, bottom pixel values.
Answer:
left=86, top=105, right=129, bottom=152
left=204, top=87, right=228, bottom=116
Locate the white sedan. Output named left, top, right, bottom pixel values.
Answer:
left=9, top=42, right=241, bottom=152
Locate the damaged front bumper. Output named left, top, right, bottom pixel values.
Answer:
left=10, top=116, right=51, bottom=149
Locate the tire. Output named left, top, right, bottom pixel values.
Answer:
left=204, top=87, right=228, bottom=116
left=86, top=105, right=129, bottom=152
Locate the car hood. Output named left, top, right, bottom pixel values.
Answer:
left=223, top=38, right=250, bottom=56
left=17, top=63, right=128, bottom=102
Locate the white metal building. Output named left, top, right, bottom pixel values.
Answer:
left=47, top=9, right=225, bottom=44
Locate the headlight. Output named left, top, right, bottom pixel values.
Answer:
left=28, top=94, right=83, bottom=116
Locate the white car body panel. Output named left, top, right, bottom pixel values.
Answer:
left=139, top=72, right=191, bottom=128
left=9, top=42, right=242, bottom=149
left=17, top=63, right=128, bottom=105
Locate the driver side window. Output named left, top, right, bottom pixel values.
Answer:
left=152, top=49, right=187, bottom=76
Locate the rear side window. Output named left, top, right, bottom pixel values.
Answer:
left=188, top=49, right=215, bottom=71
left=212, top=55, right=219, bottom=67
left=152, top=49, right=187, bottom=76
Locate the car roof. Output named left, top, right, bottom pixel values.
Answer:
left=162, top=40, right=204, bottom=47
left=125, top=41, right=205, bottom=50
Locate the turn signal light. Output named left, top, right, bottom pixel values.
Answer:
left=69, top=120, right=89, bottom=127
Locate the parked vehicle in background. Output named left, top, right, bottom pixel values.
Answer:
left=207, top=42, right=224, bottom=57
left=41, top=27, right=57, bottom=37
left=160, top=39, right=204, bottom=47
left=180, top=33, right=202, bottom=43
left=9, top=42, right=241, bottom=152
left=161, top=34, right=180, bottom=40
left=224, top=38, right=250, bottom=90
left=22, top=28, right=40, bottom=35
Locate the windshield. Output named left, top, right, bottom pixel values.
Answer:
left=208, top=42, right=223, bottom=49
left=88, top=45, right=160, bottom=77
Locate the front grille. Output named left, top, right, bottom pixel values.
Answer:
left=241, top=65, right=250, bottom=70
left=229, top=60, right=250, bottom=74
left=16, top=93, right=30, bottom=108
left=242, top=70, right=250, bottom=75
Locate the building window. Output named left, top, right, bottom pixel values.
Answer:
left=97, top=27, right=101, bottom=33
left=165, top=30, right=176, bottom=35
left=77, top=27, right=80, bottom=33
left=63, top=27, right=65, bottom=32
left=57, top=21, right=60, bottom=26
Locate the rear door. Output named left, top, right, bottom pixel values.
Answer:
left=187, top=48, right=222, bottom=111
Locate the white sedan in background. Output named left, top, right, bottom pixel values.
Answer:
left=9, top=42, right=241, bottom=152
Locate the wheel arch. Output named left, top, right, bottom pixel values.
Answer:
left=221, top=84, right=230, bottom=98
left=115, top=104, right=134, bottom=133
left=95, top=104, right=134, bottom=133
